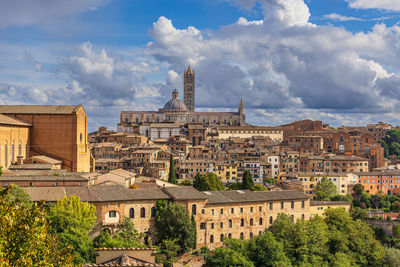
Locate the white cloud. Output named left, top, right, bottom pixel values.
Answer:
left=3, top=0, right=400, bottom=130
left=0, top=0, right=109, bottom=28
left=347, top=0, right=400, bottom=11
left=324, top=13, right=365, bottom=21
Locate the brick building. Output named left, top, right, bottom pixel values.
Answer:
left=0, top=105, right=92, bottom=172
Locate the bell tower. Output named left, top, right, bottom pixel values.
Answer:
left=184, top=65, right=195, bottom=112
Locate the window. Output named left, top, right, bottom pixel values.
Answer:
left=210, top=235, right=214, bottom=243
left=291, top=201, right=294, bottom=209
left=302, top=214, right=305, bottom=220
left=192, top=204, right=197, bottom=215
left=240, top=232, right=244, bottom=239
left=140, top=207, right=145, bottom=218
left=269, top=216, right=273, bottom=224
left=250, top=218, right=254, bottom=226
left=201, top=209, right=205, bottom=214
left=250, top=207, right=253, bottom=213
left=270, top=203, right=273, bottom=210
left=30, top=182, right=34, bottom=187
left=228, top=233, right=232, bottom=238
left=240, top=218, right=244, bottom=227
left=231, top=208, right=234, bottom=214
left=211, top=209, right=214, bottom=215
left=220, top=234, right=224, bottom=242
left=281, top=202, right=284, bottom=210
left=240, top=207, right=243, bottom=213
left=301, top=200, right=305, bottom=209
left=259, top=206, right=262, bottom=212
left=220, top=208, right=224, bottom=215
left=109, top=211, right=117, bottom=218
left=129, top=208, right=134, bottom=218
left=229, top=219, right=232, bottom=228
left=151, top=207, right=156, bottom=218
left=259, top=218, right=263, bottom=225
left=250, top=232, right=253, bottom=238
left=220, top=222, right=223, bottom=229
left=200, top=222, right=206, bottom=229
left=211, top=223, right=214, bottom=229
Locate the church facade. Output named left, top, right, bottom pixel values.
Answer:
left=118, top=66, right=245, bottom=139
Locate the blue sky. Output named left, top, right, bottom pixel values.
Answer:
left=1, top=0, right=400, bottom=130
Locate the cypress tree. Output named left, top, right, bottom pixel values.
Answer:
left=168, top=154, right=177, bottom=184
left=242, top=170, right=254, bottom=190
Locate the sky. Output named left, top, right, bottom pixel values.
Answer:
left=1, top=0, right=400, bottom=131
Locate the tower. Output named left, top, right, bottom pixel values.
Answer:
left=184, top=65, right=195, bottom=112
left=238, top=96, right=246, bottom=126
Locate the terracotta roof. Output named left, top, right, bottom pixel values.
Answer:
left=0, top=105, right=82, bottom=114
left=0, top=114, right=31, bottom=126
left=310, top=201, right=351, bottom=206
left=29, top=155, right=62, bottom=164
left=8, top=164, right=54, bottom=170
left=162, top=186, right=208, bottom=200
left=0, top=174, right=89, bottom=182
left=23, top=186, right=100, bottom=202
left=205, top=190, right=309, bottom=204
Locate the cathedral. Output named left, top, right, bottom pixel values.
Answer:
left=118, top=66, right=245, bottom=139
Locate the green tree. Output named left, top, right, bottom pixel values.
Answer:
left=227, top=182, right=242, bottom=190
left=204, top=247, right=254, bottom=267
left=168, top=154, right=177, bottom=184
left=352, top=183, right=365, bottom=195
left=242, top=170, right=255, bottom=190
left=314, top=176, right=337, bottom=200
left=0, top=187, right=73, bottom=266
left=324, top=208, right=386, bottom=266
left=247, top=232, right=292, bottom=267
left=93, top=217, right=144, bottom=248
left=191, top=215, right=197, bottom=249
left=386, top=248, right=400, bottom=267
left=156, top=239, right=180, bottom=267
left=378, top=139, right=389, bottom=158
left=193, top=173, right=224, bottom=191
left=154, top=201, right=196, bottom=253
left=253, top=184, right=268, bottom=191
left=350, top=207, right=367, bottom=220
left=47, top=195, right=97, bottom=264
left=0, top=184, right=32, bottom=208
left=178, top=179, right=192, bottom=186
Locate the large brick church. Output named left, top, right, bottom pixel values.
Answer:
left=118, top=66, right=246, bottom=139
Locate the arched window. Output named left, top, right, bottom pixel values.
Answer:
left=259, top=231, right=262, bottom=235
left=240, top=218, right=244, bottom=227
left=269, top=216, right=273, bottom=224
left=210, top=235, right=214, bottom=244
left=240, top=232, right=244, bottom=239
left=259, top=218, right=263, bottom=225
left=220, top=234, right=224, bottom=242
left=250, top=232, right=253, bottom=238
left=229, top=219, right=232, bottom=228
left=250, top=218, right=253, bottom=226
left=192, top=204, right=197, bottom=215
left=151, top=207, right=156, bottom=218
left=228, top=233, right=232, bottom=238
left=129, top=208, right=134, bottom=218
left=140, top=207, right=145, bottom=218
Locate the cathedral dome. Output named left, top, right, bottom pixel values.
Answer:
left=163, top=88, right=188, bottom=112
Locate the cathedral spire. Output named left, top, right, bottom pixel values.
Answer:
left=238, top=95, right=244, bottom=114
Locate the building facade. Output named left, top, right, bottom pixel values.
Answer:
left=0, top=105, right=92, bottom=172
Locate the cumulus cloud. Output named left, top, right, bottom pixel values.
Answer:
left=4, top=0, right=400, bottom=129
left=324, top=13, right=365, bottom=21
left=347, top=0, right=400, bottom=11
left=0, top=0, right=109, bottom=28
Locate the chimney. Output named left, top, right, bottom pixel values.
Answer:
left=17, top=155, right=24, bottom=165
